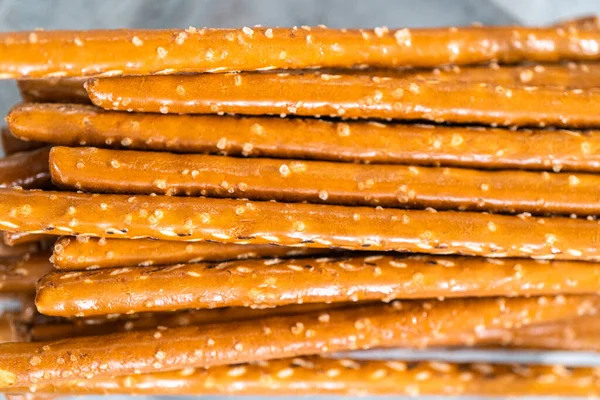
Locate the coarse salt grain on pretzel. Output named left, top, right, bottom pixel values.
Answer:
left=17, top=78, right=90, bottom=104
left=1, top=26, right=600, bottom=78
left=9, top=103, right=600, bottom=172
left=0, top=295, right=597, bottom=387
left=0, top=148, right=50, bottom=189
left=35, top=254, right=600, bottom=317
left=86, top=71, right=600, bottom=127
left=52, top=236, right=333, bottom=270
left=5, top=356, right=600, bottom=396
left=0, top=188, right=599, bottom=260
left=49, top=146, right=600, bottom=216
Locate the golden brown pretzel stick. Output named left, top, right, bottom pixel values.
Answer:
left=28, top=304, right=597, bottom=352
left=0, top=252, right=52, bottom=293
left=6, top=357, right=600, bottom=397
left=30, top=303, right=351, bottom=341
left=50, top=146, right=600, bottom=216
left=0, top=148, right=49, bottom=189
left=3, top=26, right=600, bottom=78
left=3, top=232, right=48, bottom=247
left=17, top=78, right=90, bottom=104
left=555, top=15, right=600, bottom=29
left=35, top=254, right=600, bottom=317
left=0, top=239, right=38, bottom=259
left=0, top=313, right=23, bottom=343
left=1, top=295, right=597, bottom=388
left=2, top=188, right=600, bottom=260
left=1, top=127, right=44, bottom=156
left=492, top=315, right=600, bottom=350
left=86, top=72, right=600, bottom=127
left=9, top=103, right=600, bottom=173
left=53, top=236, right=333, bottom=270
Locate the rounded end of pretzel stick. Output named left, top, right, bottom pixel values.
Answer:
left=4, top=103, right=37, bottom=142
left=83, top=79, right=102, bottom=107
left=0, top=369, right=17, bottom=387
left=47, top=147, right=68, bottom=188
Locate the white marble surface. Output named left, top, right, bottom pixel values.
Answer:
left=1, top=1, right=600, bottom=398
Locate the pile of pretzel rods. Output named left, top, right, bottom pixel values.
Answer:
left=3, top=14, right=600, bottom=398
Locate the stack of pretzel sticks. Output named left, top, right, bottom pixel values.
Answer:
left=2, top=16, right=600, bottom=397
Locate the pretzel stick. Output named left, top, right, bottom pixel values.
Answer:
left=6, top=356, right=600, bottom=396
left=86, top=72, right=600, bottom=127
left=1, top=127, right=44, bottom=157
left=494, top=316, right=600, bottom=350
left=53, top=236, right=333, bottom=270
left=30, top=303, right=351, bottom=341
left=35, top=254, right=600, bottom=317
left=1, top=295, right=598, bottom=387
left=9, top=103, right=600, bottom=173
left=1, top=188, right=600, bottom=260
left=0, top=148, right=49, bottom=189
left=49, top=146, right=600, bottom=216
left=3, top=25, right=600, bottom=78
left=3, top=232, right=48, bottom=247
left=16, top=63, right=600, bottom=103
left=17, top=78, right=90, bottom=104
left=0, top=252, right=52, bottom=293
left=28, top=305, right=599, bottom=352
left=555, top=15, right=600, bottom=29
left=0, top=240, right=38, bottom=259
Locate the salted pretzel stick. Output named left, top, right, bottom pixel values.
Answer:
left=0, top=148, right=49, bottom=189
left=3, top=232, right=48, bottom=247
left=87, top=72, right=600, bottom=127
left=17, top=78, right=90, bottom=104
left=0, top=252, right=52, bottom=293
left=36, top=254, right=600, bottom=317
left=53, top=236, right=333, bottom=270
left=7, top=356, right=600, bottom=397
left=0, top=240, right=38, bottom=259
left=49, top=146, right=600, bottom=216
left=492, top=316, right=600, bottom=350
left=30, top=303, right=350, bottom=341
left=1, top=295, right=598, bottom=387
left=0, top=128, right=43, bottom=156
left=0, top=313, right=23, bottom=343
left=9, top=103, right=600, bottom=173
left=2, top=188, right=600, bottom=260
left=555, top=15, right=600, bottom=29
left=3, top=25, right=600, bottom=78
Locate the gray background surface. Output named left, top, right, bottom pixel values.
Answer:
left=2, top=0, right=600, bottom=398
